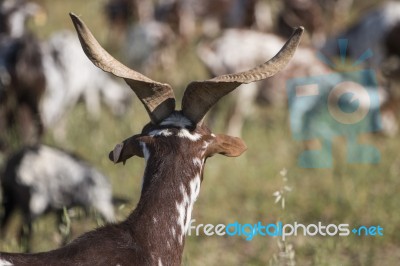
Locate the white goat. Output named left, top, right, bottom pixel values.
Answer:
left=40, top=30, right=132, bottom=130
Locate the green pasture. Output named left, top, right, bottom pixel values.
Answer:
left=1, top=0, right=399, bottom=265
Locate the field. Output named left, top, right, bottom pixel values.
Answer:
left=1, top=0, right=399, bottom=265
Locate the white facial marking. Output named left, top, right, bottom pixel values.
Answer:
left=158, top=258, right=163, bottom=266
left=177, top=129, right=201, bottom=141
left=0, top=259, right=13, bottom=266
left=149, top=129, right=172, bottom=137
left=211, top=133, right=216, bottom=137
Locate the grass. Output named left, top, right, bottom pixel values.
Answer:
left=1, top=0, right=400, bottom=265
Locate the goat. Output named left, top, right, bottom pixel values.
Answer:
left=40, top=30, right=132, bottom=130
left=104, top=0, right=154, bottom=25
left=276, top=0, right=354, bottom=46
left=104, top=0, right=267, bottom=73
left=123, top=20, right=177, bottom=74
left=0, top=145, right=116, bottom=249
left=0, top=0, right=46, bottom=151
left=321, top=1, right=400, bottom=69
left=277, top=0, right=326, bottom=46
left=0, top=13, right=302, bottom=265
left=0, top=0, right=45, bottom=38
left=199, top=28, right=396, bottom=138
left=155, top=0, right=269, bottom=38
left=1, top=1, right=130, bottom=142
left=103, top=0, right=177, bottom=74
left=0, top=34, right=45, bottom=150
left=104, top=0, right=154, bottom=44
left=104, top=0, right=136, bottom=31
left=198, top=29, right=330, bottom=136
left=320, top=1, right=400, bottom=136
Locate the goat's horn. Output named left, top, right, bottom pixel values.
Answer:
left=69, top=13, right=175, bottom=124
left=182, top=27, right=304, bottom=124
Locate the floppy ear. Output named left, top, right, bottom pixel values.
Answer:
left=109, top=135, right=153, bottom=164
left=206, top=134, right=247, bottom=157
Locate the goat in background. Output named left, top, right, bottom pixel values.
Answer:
left=0, top=0, right=46, bottom=152
left=40, top=30, right=132, bottom=135
left=320, top=1, right=400, bottom=136
left=198, top=29, right=330, bottom=137
left=198, top=19, right=399, bottom=138
left=104, top=0, right=178, bottom=74
left=0, top=145, right=117, bottom=251
left=0, top=0, right=132, bottom=145
left=321, top=1, right=400, bottom=69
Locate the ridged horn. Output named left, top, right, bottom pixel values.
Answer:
left=70, top=13, right=175, bottom=124
left=182, top=27, right=304, bottom=124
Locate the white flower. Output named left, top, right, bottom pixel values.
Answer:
left=284, top=186, right=292, bottom=192
left=273, top=191, right=282, bottom=203
left=279, top=168, right=288, bottom=177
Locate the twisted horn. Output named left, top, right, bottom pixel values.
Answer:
left=70, top=13, right=175, bottom=124
left=182, top=27, right=304, bottom=124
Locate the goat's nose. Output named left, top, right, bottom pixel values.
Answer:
left=109, top=151, right=114, bottom=162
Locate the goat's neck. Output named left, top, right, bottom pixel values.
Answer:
left=126, top=145, right=203, bottom=262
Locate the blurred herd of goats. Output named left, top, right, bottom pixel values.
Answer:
left=1, top=0, right=400, bottom=250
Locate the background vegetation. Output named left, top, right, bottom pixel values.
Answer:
left=1, top=0, right=399, bottom=265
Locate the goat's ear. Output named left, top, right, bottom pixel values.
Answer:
left=109, top=135, right=153, bottom=164
left=206, top=134, right=247, bottom=157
